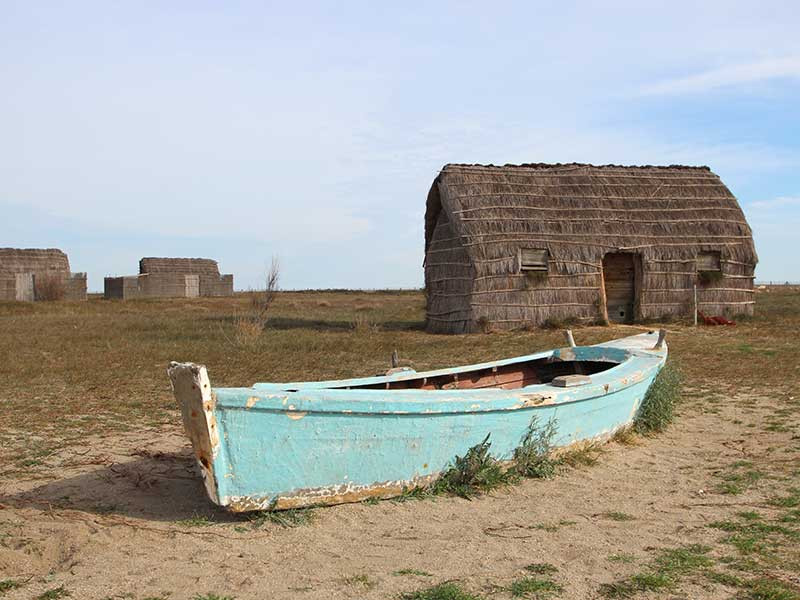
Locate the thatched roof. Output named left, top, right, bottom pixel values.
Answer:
left=0, top=248, right=70, bottom=274
left=139, top=257, right=221, bottom=276
left=424, top=163, right=757, bottom=332
left=425, top=163, right=757, bottom=266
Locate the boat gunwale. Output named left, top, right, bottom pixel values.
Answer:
left=214, top=345, right=666, bottom=415
left=251, top=346, right=632, bottom=392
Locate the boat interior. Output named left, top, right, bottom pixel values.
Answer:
left=331, top=356, right=619, bottom=391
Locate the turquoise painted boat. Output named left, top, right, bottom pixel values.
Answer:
left=168, top=331, right=666, bottom=511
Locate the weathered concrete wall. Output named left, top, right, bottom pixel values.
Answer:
left=104, top=274, right=180, bottom=299
left=0, top=275, right=16, bottom=301
left=65, top=273, right=87, bottom=301
left=104, top=276, right=127, bottom=300
left=106, top=257, right=234, bottom=299
left=104, top=275, right=161, bottom=300
left=0, top=249, right=86, bottom=301
left=104, top=272, right=230, bottom=299
left=200, top=274, right=234, bottom=297
left=141, top=273, right=187, bottom=298
left=0, top=274, right=34, bottom=301
left=0, top=273, right=34, bottom=302
left=29, top=271, right=88, bottom=301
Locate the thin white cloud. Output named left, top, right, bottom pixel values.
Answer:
left=642, top=57, right=800, bottom=95
left=353, top=113, right=800, bottom=177
left=748, top=195, right=800, bottom=209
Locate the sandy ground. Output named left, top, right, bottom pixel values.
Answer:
left=0, top=390, right=796, bottom=600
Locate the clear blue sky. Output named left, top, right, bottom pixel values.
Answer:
left=2, top=1, right=799, bottom=290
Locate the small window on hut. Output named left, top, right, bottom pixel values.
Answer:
left=697, top=251, right=722, bottom=285
left=519, top=248, right=549, bottom=272
left=696, top=251, right=721, bottom=272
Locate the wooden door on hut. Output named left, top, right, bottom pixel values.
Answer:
left=602, top=253, right=639, bottom=323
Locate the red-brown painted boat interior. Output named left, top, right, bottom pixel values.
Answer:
left=345, top=358, right=616, bottom=391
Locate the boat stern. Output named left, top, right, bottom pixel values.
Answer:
left=167, top=362, right=222, bottom=506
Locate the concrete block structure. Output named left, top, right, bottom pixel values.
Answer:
left=0, top=248, right=87, bottom=301
left=104, top=257, right=233, bottom=300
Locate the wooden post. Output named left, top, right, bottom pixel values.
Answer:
left=693, top=284, right=698, bottom=327
left=391, top=350, right=399, bottom=369
left=598, top=266, right=609, bottom=325
left=564, top=329, right=576, bottom=348
left=654, top=329, right=667, bottom=350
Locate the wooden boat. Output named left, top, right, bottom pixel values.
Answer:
left=168, top=331, right=667, bottom=511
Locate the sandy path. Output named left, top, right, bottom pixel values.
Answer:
left=0, top=391, right=795, bottom=599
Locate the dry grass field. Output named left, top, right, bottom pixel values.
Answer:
left=0, top=288, right=798, bottom=599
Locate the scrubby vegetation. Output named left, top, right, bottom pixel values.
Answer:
left=512, top=416, right=559, bottom=479
left=400, top=414, right=561, bottom=501
left=633, top=362, right=683, bottom=434
left=430, top=434, right=511, bottom=499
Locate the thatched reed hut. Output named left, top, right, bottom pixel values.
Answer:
left=0, top=248, right=87, bottom=301
left=424, top=163, right=757, bottom=333
left=104, top=257, right=233, bottom=299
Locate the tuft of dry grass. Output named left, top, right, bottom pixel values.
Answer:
left=250, top=256, right=280, bottom=323
left=611, top=427, right=640, bottom=446
left=232, top=317, right=262, bottom=346
left=476, top=315, right=493, bottom=334
left=350, top=313, right=378, bottom=333
left=225, top=258, right=280, bottom=347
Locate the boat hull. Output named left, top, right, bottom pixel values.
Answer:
left=168, top=332, right=667, bottom=511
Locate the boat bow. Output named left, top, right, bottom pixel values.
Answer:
left=167, top=362, right=221, bottom=505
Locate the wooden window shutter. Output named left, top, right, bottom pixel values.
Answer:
left=696, top=251, right=721, bottom=272
left=520, top=248, right=549, bottom=272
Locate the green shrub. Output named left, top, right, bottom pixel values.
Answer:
left=513, top=416, right=559, bottom=479
left=430, top=434, right=511, bottom=499
left=400, top=582, right=483, bottom=600
left=634, top=362, right=683, bottom=434
left=0, top=580, right=22, bottom=593
left=509, top=576, right=563, bottom=598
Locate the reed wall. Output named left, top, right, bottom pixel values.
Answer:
left=424, top=164, right=757, bottom=333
